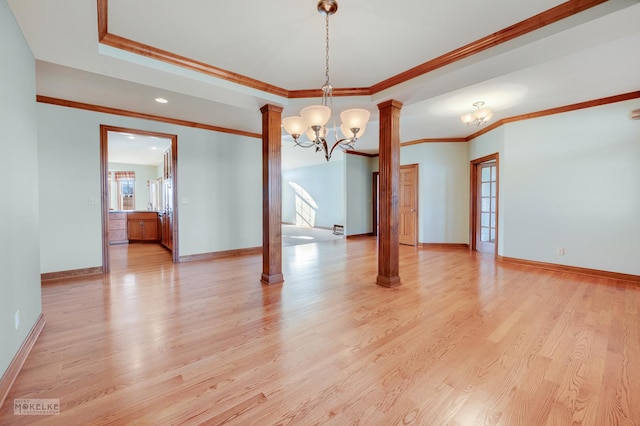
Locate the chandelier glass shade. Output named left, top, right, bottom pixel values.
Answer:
left=461, top=101, right=494, bottom=126
left=282, top=0, right=370, bottom=161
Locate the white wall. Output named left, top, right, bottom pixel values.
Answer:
left=0, top=0, right=42, bottom=378
left=345, top=154, right=374, bottom=236
left=37, top=103, right=262, bottom=272
left=361, top=144, right=469, bottom=243
left=470, top=100, right=640, bottom=275
left=353, top=143, right=469, bottom=244
left=179, top=128, right=261, bottom=256
left=282, top=160, right=345, bottom=229
left=400, top=143, right=470, bottom=244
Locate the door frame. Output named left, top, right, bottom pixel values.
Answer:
left=372, top=171, right=379, bottom=237
left=372, top=163, right=419, bottom=246
left=100, top=125, right=179, bottom=272
left=399, top=163, right=419, bottom=246
left=470, top=153, right=499, bottom=255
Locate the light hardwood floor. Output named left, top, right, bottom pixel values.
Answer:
left=1, top=239, right=639, bottom=425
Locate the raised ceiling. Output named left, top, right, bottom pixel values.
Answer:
left=8, top=0, right=640, bottom=154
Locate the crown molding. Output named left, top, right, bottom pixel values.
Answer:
left=402, top=138, right=467, bottom=147
left=345, top=150, right=378, bottom=158
left=98, top=32, right=290, bottom=98
left=95, top=0, right=608, bottom=99
left=288, top=87, right=372, bottom=99
left=370, top=0, right=608, bottom=94
left=36, top=91, right=640, bottom=148
left=466, top=91, right=640, bottom=141
left=36, top=95, right=262, bottom=139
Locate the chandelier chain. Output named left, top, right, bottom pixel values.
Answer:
left=324, top=12, right=331, bottom=90
left=281, top=0, right=371, bottom=162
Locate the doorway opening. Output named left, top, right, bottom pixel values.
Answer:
left=100, top=125, right=179, bottom=272
left=372, top=163, right=419, bottom=246
left=470, top=153, right=499, bottom=255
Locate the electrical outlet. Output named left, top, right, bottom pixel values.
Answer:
left=556, top=247, right=565, bottom=255
left=15, top=311, right=20, bottom=330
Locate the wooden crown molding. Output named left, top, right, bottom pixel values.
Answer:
left=98, top=32, right=290, bottom=98
left=36, top=95, right=262, bottom=139
left=370, top=0, right=608, bottom=94
left=36, top=90, right=639, bottom=148
left=97, top=1, right=288, bottom=98
left=288, top=87, right=372, bottom=99
left=386, top=91, right=640, bottom=147
left=96, top=0, right=608, bottom=99
left=466, top=91, right=640, bottom=141
left=402, top=138, right=467, bottom=147
left=345, top=150, right=378, bottom=158
left=97, top=0, right=108, bottom=40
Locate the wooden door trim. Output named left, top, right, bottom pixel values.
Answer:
left=470, top=153, right=499, bottom=256
left=373, top=163, right=419, bottom=244
left=372, top=171, right=378, bottom=237
left=400, top=163, right=419, bottom=246
left=100, top=125, right=179, bottom=272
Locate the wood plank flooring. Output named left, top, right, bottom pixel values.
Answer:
left=1, top=239, right=639, bottom=425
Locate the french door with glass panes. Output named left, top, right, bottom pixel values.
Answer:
left=474, top=159, right=498, bottom=254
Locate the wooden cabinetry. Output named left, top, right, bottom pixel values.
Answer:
left=108, top=212, right=128, bottom=245
left=163, top=148, right=172, bottom=179
left=161, top=146, right=174, bottom=252
left=158, top=213, right=164, bottom=246
left=158, top=212, right=173, bottom=250
left=127, top=212, right=159, bottom=242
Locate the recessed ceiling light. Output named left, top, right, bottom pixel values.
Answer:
left=155, top=97, right=168, bottom=104
left=128, top=136, right=135, bottom=140
left=151, top=147, right=158, bottom=150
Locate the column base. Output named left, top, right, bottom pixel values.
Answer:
left=261, top=273, right=284, bottom=285
left=376, top=275, right=401, bottom=288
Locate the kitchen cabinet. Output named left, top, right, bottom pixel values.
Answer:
left=163, top=147, right=172, bottom=179
left=157, top=146, right=174, bottom=252
left=158, top=211, right=173, bottom=250
left=108, top=212, right=128, bottom=244
left=127, top=212, right=159, bottom=242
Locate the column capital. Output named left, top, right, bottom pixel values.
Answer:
left=260, top=104, right=284, bottom=114
left=377, top=100, right=404, bottom=110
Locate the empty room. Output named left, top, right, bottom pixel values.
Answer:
left=1, top=0, right=639, bottom=424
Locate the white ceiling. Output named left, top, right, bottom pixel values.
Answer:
left=108, top=131, right=171, bottom=166
left=7, top=0, right=640, bottom=155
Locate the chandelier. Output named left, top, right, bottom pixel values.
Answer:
left=460, top=101, right=494, bottom=126
left=282, top=0, right=370, bottom=162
